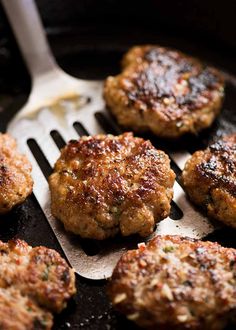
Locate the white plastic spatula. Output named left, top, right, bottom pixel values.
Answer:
left=1, top=0, right=214, bottom=280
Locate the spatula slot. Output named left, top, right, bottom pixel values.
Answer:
left=170, top=160, right=182, bottom=182
left=95, top=112, right=122, bottom=135
left=79, top=239, right=102, bottom=256
left=27, top=138, right=52, bottom=179
left=73, top=122, right=89, bottom=136
left=169, top=201, right=183, bottom=220
left=50, top=130, right=66, bottom=149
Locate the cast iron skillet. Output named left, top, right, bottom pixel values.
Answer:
left=0, top=22, right=235, bottom=330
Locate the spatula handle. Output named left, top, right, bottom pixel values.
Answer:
left=1, top=0, right=58, bottom=80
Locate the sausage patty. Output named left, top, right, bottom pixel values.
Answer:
left=108, top=235, right=236, bottom=330
left=104, top=45, right=224, bottom=138
left=0, top=287, right=53, bottom=330
left=182, top=134, right=236, bottom=227
left=49, top=133, right=175, bottom=240
left=0, top=239, right=76, bottom=330
left=0, top=133, right=33, bottom=213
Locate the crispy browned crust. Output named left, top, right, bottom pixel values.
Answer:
left=108, top=235, right=236, bottom=330
left=104, top=45, right=224, bottom=138
left=182, top=134, right=236, bottom=227
left=0, top=133, right=33, bottom=213
left=49, top=132, right=175, bottom=240
left=0, top=239, right=76, bottom=330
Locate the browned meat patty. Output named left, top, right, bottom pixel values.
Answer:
left=0, top=239, right=76, bottom=330
left=0, top=287, right=53, bottom=330
left=108, top=235, right=236, bottom=330
left=49, top=132, right=175, bottom=240
left=104, top=45, right=224, bottom=138
left=0, top=133, right=33, bottom=213
left=182, top=134, right=236, bottom=227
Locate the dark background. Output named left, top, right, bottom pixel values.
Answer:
left=0, top=1, right=235, bottom=329
left=0, top=0, right=235, bottom=98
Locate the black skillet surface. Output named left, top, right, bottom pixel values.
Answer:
left=0, top=15, right=236, bottom=330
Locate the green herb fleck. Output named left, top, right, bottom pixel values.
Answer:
left=163, top=246, right=175, bottom=253
left=41, top=265, right=50, bottom=281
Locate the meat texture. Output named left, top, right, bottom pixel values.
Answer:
left=108, top=235, right=236, bottom=330
left=104, top=45, right=224, bottom=138
left=182, top=134, right=236, bottom=227
left=0, top=239, right=76, bottom=330
left=49, top=132, right=175, bottom=239
left=0, top=133, right=33, bottom=213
